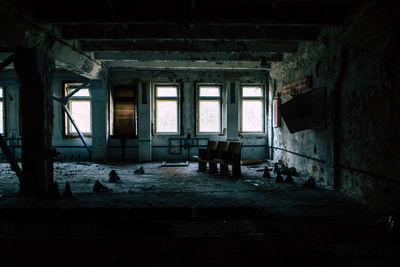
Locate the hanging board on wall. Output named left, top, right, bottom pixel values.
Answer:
left=279, top=87, right=326, bottom=133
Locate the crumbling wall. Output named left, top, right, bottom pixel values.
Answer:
left=270, top=1, right=400, bottom=210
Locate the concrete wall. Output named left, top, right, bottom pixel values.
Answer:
left=1, top=69, right=269, bottom=163
left=109, top=70, right=269, bottom=161
left=269, top=2, right=400, bottom=211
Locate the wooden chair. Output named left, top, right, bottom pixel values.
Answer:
left=196, top=141, right=218, bottom=172
left=215, top=141, right=242, bottom=177
left=211, top=141, right=229, bottom=173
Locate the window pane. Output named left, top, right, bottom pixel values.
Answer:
left=0, top=101, right=3, bottom=134
left=156, top=100, right=178, bottom=132
left=199, top=86, right=220, bottom=97
left=243, top=86, right=263, bottom=97
left=156, top=86, right=177, bottom=97
left=242, top=100, right=263, bottom=132
left=0, top=88, right=3, bottom=97
left=199, top=100, right=220, bottom=132
left=69, top=101, right=91, bottom=133
left=67, top=88, right=90, bottom=97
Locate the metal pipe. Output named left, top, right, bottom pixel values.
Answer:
left=62, top=105, right=92, bottom=160
left=63, top=80, right=90, bottom=104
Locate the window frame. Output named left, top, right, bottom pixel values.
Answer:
left=0, top=86, right=6, bottom=136
left=196, top=84, right=223, bottom=134
left=62, top=81, right=92, bottom=139
left=109, top=85, right=138, bottom=138
left=154, top=84, right=180, bottom=135
left=240, top=84, right=266, bottom=134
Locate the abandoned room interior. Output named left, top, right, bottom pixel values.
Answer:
left=0, top=0, right=399, bottom=266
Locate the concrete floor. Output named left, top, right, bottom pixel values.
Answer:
left=0, top=161, right=399, bottom=266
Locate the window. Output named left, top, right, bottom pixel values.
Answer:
left=110, top=86, right=137, bottom=137
left=197, top=85, right=221, bottom=133
left=64, top=82, right=91, bottom=136
left=0, top=87, right=4, bottom=135
left=155, top=85, right=179, bottom=134
left=241, top=85, right=265, bottom=133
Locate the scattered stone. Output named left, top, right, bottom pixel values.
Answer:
left=134, top=166, right=145, bottom=174
left=62, top=182, right=73, bottom=198
left=281, top=165, right=291, bottom=175
left=275, top=169, right=283, bottom=183
left=289, top=167, right=298, bottom=176
left=263, top=167, right=272, bottom=178
left=283, top=173, right=294, bottom=184
left=273, top=163, right=279, bottom=173
left=109, top=170, right=121, bottom=183
left=93, top=180, right=109, bottom=192
left=278, top=160, right=284, bottom=166
left=302, top=177, right=316, bottom=188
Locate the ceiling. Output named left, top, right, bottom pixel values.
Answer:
left=1, top=0, right=362, bottom=72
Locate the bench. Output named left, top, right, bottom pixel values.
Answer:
left=195, top=140, right=242, bottom=177
left=214, top=141, right=242, bottom=178
left=196, top=141, right=218, bottom=172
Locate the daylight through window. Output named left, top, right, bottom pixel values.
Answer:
left=198, top=86, right=221, bottom=133
left=241, top=86, right=264, bottom=132
left=64, top=83, right=91, bottom=136
left=155, top=85, right=179, bottom=133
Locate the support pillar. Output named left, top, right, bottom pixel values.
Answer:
left=14, top=49, right=55, bottom=195
left=90, top=79, right=108, bottom=161
left=138, top=81, right=152, bottom=161
left=227, top=81, right=240, bottom=142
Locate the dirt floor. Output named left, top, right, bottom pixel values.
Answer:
left=0, top=161, right=399, bottom=266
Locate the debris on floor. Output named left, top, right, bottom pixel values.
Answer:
left=262, top=167, right=272, bottom=178
left=160, top=161, right=189, bottom=167
left=302, top=177, right=316, bottom=188
left=134, top=166, right=145, bottom=174
left=240, top=158, right=267, bottom=166
left=283, top=173, right=294, bottom=184
left=76, top=162, right=91, bottom=166
left=275, top=170, right=283, bottom=183
left=109, top=170, right=121, bottom=183
left=63, top=182, right=73, bottom=198
left=93, top=180, right=109, bottom=192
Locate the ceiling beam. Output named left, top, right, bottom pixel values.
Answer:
left=26, top=0, right=360, bottom=25
left=104, top=60, right=270, bottom=71
left=60, top=24, right=320, bottom=41
left=0, top=2, right=107, bottom=79
left=93, top=51, right=283, bottom=62
left=80, top=40, right=298, bottom=53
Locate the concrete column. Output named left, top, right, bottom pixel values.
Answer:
left=138, top=81, right=152, bottom=161
left=90, top=79, right=108, bottom=162
left=226, top=81, right=240, bottom=141
left=14, top=48, right=55, bottom=195
left=3, top=79, right=20, bottom=138
left=183, top=82, right=194, bottom=136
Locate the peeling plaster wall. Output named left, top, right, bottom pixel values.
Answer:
left=269, top=1, right=400, bottom=210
